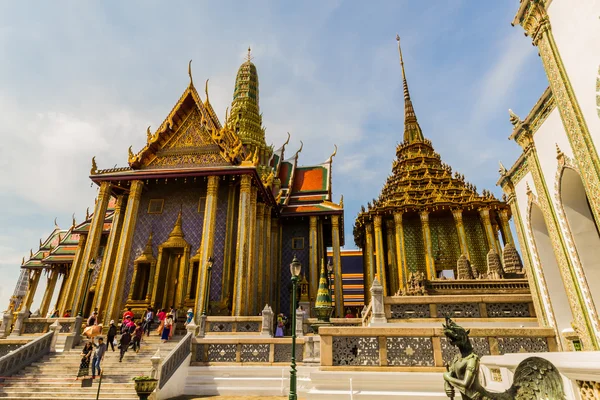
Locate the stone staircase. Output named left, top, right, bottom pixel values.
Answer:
left=0, top=334, right=181, bottom=399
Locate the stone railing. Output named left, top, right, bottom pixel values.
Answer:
left=193, top=337, right=305, bottom=364
left=304, top=318, right=361, bottom=334
left=22, top=317, right=77, bottom=335
left=0, top=331, right=53, bottom=377
left=384, top=294, right=535, bottom=321
left=205, top=316, right=262, bottom=335
left=426, top=278, right=530, bottom=295
left=159, top=332, right=192, bottom=390
left=319, top=326, right=557, bottom=369
left=0, top=339, right=29, bottom=358
left=480, top=350, right=600, bottom=400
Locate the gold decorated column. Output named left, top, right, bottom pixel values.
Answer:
left=59, top=234, right=86, bottom=314
left=270, top=218, right=280, bottom=309
left=254, top=203, right=266, bottom=311
left=364, top=222, right=375, bottom=303
left=232, top=175, right=252, bottom=316
left=104, top=180, right=144, bottom=324
left=22, top=270, right=42, bottom=312
left=53, top=272, right=68, bottom=314
left=331, top=215, right=344, bottom=318
left=517, top=2, right=600, bottom=227
left=195, top=175, right=220, bottom=319
left=373, top=215, right=388, bottom=296
left=497, top=209, right=514, bottom=245
left=451, top=209, right=470, bottom=259
left=420, top=211, right=435, bottom=280
left=385, top=219, right=398, bottom=295
left=263, top=206, right=272, bottom=308
left=221, top=182, right=238, bottom=302
left=39, top=269, right=59, bottom=317
left=308, top=216, right=319, bottom=304
left=478, top=207, right=499, bottom=254
left=393, top=212, right=408, bottom=290
left=244, top=187, right=258, bottom=315
left=94, top=194, right=126, bottom=320
left=71, top=181, right=112, bottom=313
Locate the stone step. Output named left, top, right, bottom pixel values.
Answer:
left=183, top=385, right=289, bottom=397
left=0, top=395, right=138, bottom=400
left=306, top=389, right=450, bottom=399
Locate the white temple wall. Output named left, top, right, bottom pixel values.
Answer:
left=532, top=108, right=571, bottom=190
left=548, top=0, right=600, bottom=146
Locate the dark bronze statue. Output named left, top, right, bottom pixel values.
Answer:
left=442, top=317, right=565, bottom=399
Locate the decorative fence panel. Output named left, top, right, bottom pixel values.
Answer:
left=159, top=332, right=192, bottom=389
left=193, top=338, right=305, bottom=364
left=205, top=317, right=262, bottom=335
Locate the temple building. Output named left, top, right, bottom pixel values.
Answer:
left=10, top=50, right=345, bottom=323
left=498, top=0, right=600, bottom=351
left=354, top=37, right=523, bottom=302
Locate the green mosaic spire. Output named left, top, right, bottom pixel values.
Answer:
left=227, top=47, right=270, bottom=164
left=315, top=261, right=332, bottom=308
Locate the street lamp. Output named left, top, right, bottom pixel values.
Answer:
left=288, top=255, right=302, bottom=400
left=202, top=256, right=214, bottom=317
left=78, top=258, right=96, bottom=317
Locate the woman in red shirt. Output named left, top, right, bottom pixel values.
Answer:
left=155, top=309, right=166, bottom=336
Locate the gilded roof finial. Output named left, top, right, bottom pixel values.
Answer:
left=293, top=140, right=304, bottom=159
left=188, top=60, right=193, bottom=86
left=327, top=144, right=338, bottom=163
left=396, top=35, right=423, bottom=143
left=246, top=46, right=253, bottom=62
left=147, top=126, right=152, bottom=142
left=205, top=79, right=210, bottom=104
left=30, top=249, right=33, bottom=257
left=90, top=156, right=98, bottom=175
left=508, top=109, right=521, bottom=127
left=339, top=194, right=344, bottom=208
left=39, top=238, right=42, bottom=248
left=284, top=132, right=290, bottom=147
left=498, top=161, right=507, bottom=176
left=54, top=217, right=58, bottom=229
left=225, top=107, right=229, bottom=124
left=72, top=213, right=76, bottom=227
left=86, top=207, right=90, bottom=220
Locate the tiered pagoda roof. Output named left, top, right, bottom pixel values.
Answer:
left=354, top=36, right=508, bottom=245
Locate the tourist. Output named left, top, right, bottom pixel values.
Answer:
left=87, top=311, right=97, bottom=327
left=143, top=307, right=154, bottom=336
left=132, top=322, right=144, bottom=353
left=123, top=307, right=134, bottom=321
left=161, top=314, right=173, bottom=343
left=76, top=341, right=93, bottom=380
left=91, top=337, right=106, bottom=379
left=345, top=309, right=354, bottom=318
left=275, top=313, right=285, bottom=337
left=50, top=308, right=59, bottom=318
left=118, top=330, right=132, bottom=362
left=63, top=309, right=71, bottom=317
left=170, top=305, right=178, bottom=323
left=107, top=320, right=117, bottom=351
left=185, top=308, right=194, bottom=326
left=156, top=308, right=166, bottom=335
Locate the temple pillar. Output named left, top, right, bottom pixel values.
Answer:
left=71, top=181, right=112, bottom=314
left=492, top=223, right=503, bottom=257
left=104, top=180, right=144, bottom=324
left=364, top=222, right=375, bottom=304
left=232, top=175, right=252, bottom=316
left=420, top=211, right=435, bottom=280
left=195, top=176, right=220, bottom=319
left=245, top=187, right=258, bottom=315
left=22, top=270, right=42, bottom=312
left=479, top=207, right=499, bottom=254
left=498, top=209, right=513, bottom=245
left=393, top=213, right=408, bottom=290
left=255, top=203, right=266, bottom=312
left=331, top=215, right=344, bottom=318
left=452, top=209, right=470, bottom=259
left=308, top=216, right=319, bottom=304
left=53, top=272, right=68, bottom=314
left=373, top=215, right=388, bottom=296
left=264, top=206, right=272, bottom=308
left=94, top=194, right=126, bottom=321
left=59, top=234, right=86, bottom=316
left=39, top=269, right=59, bottom=317
left=385, top=219, right=398, bottom=295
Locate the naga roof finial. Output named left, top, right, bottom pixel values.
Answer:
left=72, top=213, right=76, bottom=227
left=147, top=126, right=152, bottom=142
left=54, top=217, right=58, bottom=229
left=396, top=34, right=423, bottom=143
left=284, top=132, right=290, bottom=147
left=90, top=156, right=98, bottom=175
left=293, top=140, right=304, bottom=159
left=327, top=144, right=338, bottom=163
left=188, top=59, right=193, bottom=86
left=205, top=79, right=210, bottom=104
left=508, top=109, right=522, bottom=127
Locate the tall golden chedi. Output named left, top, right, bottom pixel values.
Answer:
left=354, top=36, right=522, bottom=299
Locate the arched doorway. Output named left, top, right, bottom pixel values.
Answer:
left=530, top=203, right=574, bottom=334
left=560, top=168, right=600, bottom=313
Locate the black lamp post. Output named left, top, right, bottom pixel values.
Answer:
left=78, top=258, right=96, bottom=317
left=288, top=255, right=302, bottom=400
left=202, top=256, right=214, bottom=317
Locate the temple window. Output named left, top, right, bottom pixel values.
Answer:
left=292, top=237, right=305, bottom=250
left=189, top=261, right=200, bottom=299
left=148, top=199, right=164, bottom=214
left=132, top=262, right=151, bottom=300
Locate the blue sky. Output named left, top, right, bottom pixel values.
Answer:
left=0, top=1, right=548, bottom=311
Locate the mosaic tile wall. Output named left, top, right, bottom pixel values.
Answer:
left=403, top=215, right=426, bottom=273
left=430, top=214, right=460, bottom=273
left=121, top=182, right=206, bottom=306
left=280, top=219, right=309, bottom=317
left=463, top=214, right=489, bottom=273
left=210, top=185, right=230, bottom=302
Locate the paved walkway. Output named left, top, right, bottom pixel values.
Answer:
left=172, top=397, right=291, bottom=399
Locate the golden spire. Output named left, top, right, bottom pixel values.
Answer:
left=168, top=207, right=184, bottom=239
left=246, top=46, right=253, bottom=62
left=396, top=35, right=424, bottom=143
